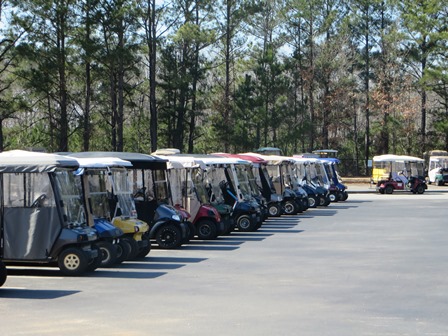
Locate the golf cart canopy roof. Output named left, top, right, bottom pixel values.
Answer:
left=315, top=157, right=341, bottom=164
left=373, top=154, right=424, bottom=163
left=69, top=152, right=167, bottom=170
left=311, top=149, right=338, bottom=157
left=74, top=157, right=132, bottom=168
left=242, top=152, right=294, bottom=165
left=430, top=156, right=448, bottom=162
left=193, top=155, right=251, bottom=166
left=156, top=155, right=207, bottom=170
left=0, top=150, right=79, bottom=173
left=152, top=148, right=181, bottom=155
left=212, top=153, right=268, bottom=167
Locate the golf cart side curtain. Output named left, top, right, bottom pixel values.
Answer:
left=69, top=152, right=168, bottom=170
left=2, top=173, right=60, bottom=260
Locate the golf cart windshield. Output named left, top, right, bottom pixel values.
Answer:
left=205, top=166, right=226, bottom=203
left=111, top=168, right=136, bottom=218
left=235, top=164, right=252, bottom=199
left=54, top=169, right=86, bottom=226
left=86, top=169, right=110, bottom=219
left=315, top=162, right=330, bottom=187
left=154, top=169, right=170, bottom=203
left=191, top=168, right=209, bottom=204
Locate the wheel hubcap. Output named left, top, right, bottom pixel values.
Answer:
left=64, top=254, right=80, bottom=270
left=309, top=198, right=316, bottom=207
left=239, top=218, right=250, bottom=229
left=199, top=225, right=211, bottom=236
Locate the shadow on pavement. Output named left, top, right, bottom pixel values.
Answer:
left=0, top=288, right=79, bottom=299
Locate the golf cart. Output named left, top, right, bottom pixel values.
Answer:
left=245, top=153, right=305, bottom=214
left=292, top=157, right=331, bottom=207
left=0, top=150, right=98, bottom=276
left=373, top=154, right=427, bottom=194
left=217, top=153, right=284, bottom=217
left=159, top=156, right=224, bottom=240
left=306, top=158, right=332, bottom=206
left=427, top=156, right=448, bottom=186
left=198, top=156, right=263, bottom=232
left=74, top=157, right=148, bottom=264
left=70, top=152, right=189, bottom=249
left=320, top=158, right=348, bottom=201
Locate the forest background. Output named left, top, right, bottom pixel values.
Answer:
left=0, top=0, right=447, bottom=175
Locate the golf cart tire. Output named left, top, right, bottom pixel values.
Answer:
left=58, top=247, right=89, bottom=276
left=385, top=185, right=394, bottom=194
left=319, top=196, right=330, bottom=206
left=122, top=237, right=139, bottom=260
left=329, top=193, right=337, bottom=202
left=135, top=241, right=151, bottom=258
left=0, top=261, right=7, bottom=287
left=268, top=203, right=282, bottom=217
left=416, top=184, right=425, bottom=194
left=156, top=224, right=182, bottom=249
left=184, top=221, right=196, bottom=243
left=197, top=219, right=218, bottom=240
left=86, top=244, right=102, bottom=272
left=236, top=214, right=256, bottom=232
left=96, top=241, right=117, bottom=268
left=283, top=201, right=298, bottom=215
left=115, top=240, right=132, bottom=264
left=341, top=191, right=348, bottom=201
left=308, top=197, right=317, bottom=208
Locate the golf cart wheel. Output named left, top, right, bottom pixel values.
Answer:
left=385, top=185, right=394, bottom=194
left=236, top=214, right=256, bottom=232
left=156, top=224, right=182, bottom=249
left=135, top=240, right=151, bottom=259
left=268, top=203, right=282, bottom=217
left=184, top=221, right=195, bottom=243
left=416, top=184, right=425, bottom=194
left=96, top=241, right=117, bottom=268
left=329, top=193, right=337, bottom=202
left=0, top=261, right=7, bottom=287
left=58, top=247, right=89, bottom=276
left=341, top=191, right=348, bottom=201
left=308, top=197, right=316, bottom=208
left=197, top=220, right=218, bottom=240
left=86, top=244, right=103, bottom=272
left=121, top=237, right=139, bottom=260
left=283, top=201, right=298, bottom=215
left=319, top=196, right=327, bottom=206
left=437, top=180, right=443, bottom=186
left=115, top=240, right=131, bottom=264
left=323, top=196, right=331, bottom=206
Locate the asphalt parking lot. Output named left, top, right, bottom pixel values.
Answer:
left=1, top=188, right=448, bottom=336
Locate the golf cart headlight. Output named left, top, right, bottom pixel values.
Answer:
left=172, top=214, right=181, bottom=221
left=77, top=234, right=88, bottom=242
left=134, top=226, right=140, bottom=232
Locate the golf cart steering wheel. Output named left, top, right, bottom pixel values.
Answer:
left=32, top=194, right=47, bottom=208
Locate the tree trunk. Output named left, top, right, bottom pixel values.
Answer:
left=57, top=6, right=68, bottom=152
left=148, top=0, right=158, bottom=152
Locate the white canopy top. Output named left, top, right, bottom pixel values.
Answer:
left=373, top=154, right=424, bottom=163
left=157, top=155, right=207, bottom=170
left=75, top=157, right=132, bottom=168
left=242, top=152, right=296, bottom=165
